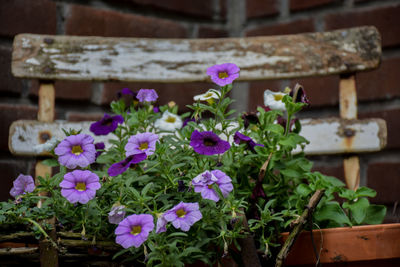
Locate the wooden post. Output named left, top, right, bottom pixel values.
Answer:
left=339, top=75, right=360, bottom=191
left=36, top=81, right=58, bottom=267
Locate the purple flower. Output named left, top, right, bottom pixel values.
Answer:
left=234, top=132, right=264, bottom=152
left=206, top=63, right=240, bottom=86
left=108, top=153, right=147, bottom=177
left=190, top=130, right=230, bottom=155
left=182, top=118, right=196, bottom=128
left=156, top=214, right=168, bottom=233
left=241, top=111, right=259, bottom=129
left=137, top=89, right=158, bottom=102
left=54, top=134, right=96, bottom=169
left=90, top=114, right=124, bottom=136
left=163, top=202, right=202, bottom=231
left=94, top=142, right=105, bottom=159
left=289, top=83, right=309, bottom=105
left=115, top=214, right=154, bottom=249
left=59, top=170, right=101, bottom=204
left=108, top=205, right=126, bottom=224
left=117, top=88, right=137, bottom=98
left=192, top=170, right=233, bottom=202
left=153, top=106, right=160, bottom=113
left=125, top=132, right=158, bottom=157
left=9, top=174, right=35, bottom=198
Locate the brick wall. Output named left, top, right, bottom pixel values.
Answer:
left=1, top=0, right=399, bottom=222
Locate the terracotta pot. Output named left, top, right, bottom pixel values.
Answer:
left=280, top=223, right=400, bottom=266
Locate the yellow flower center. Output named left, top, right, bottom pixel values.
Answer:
left=71, top=145, right=83, bottom=155
left=218, top=72, right=229, bottom=79
left=131, top=225, right=142, bottom=236
left=208, top=184, right=213, bottom=189
left=166, top=116, right=176, bottom=123
left=139, top=142, right=148, bottom=150
left=205, top=92, right=214, bottom=98
left=203, top=138, right=217, bottom=147
left=176, top=208, right=186, bottom=218
left=75, top=182, right=86, bottom=191
left=274, top=94, right=284, bottom=101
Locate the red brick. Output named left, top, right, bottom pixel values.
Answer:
left=0, top=159, right=35, bottom=201
left=220, top=0, right=227, bottom=20
left=367, top=162, right=400, bottom=204
left=0, top=46, right=24, bottom=95
left=289, top=76, right=340, bottom=107
left=311, top=159, right=345, bottom=183
left=66, top=112, right=104, bottom=122
left=290, top=0, right=337, bottom=12
left=359, top=108, right=400, bottom=150
left=356, top=57, right=400, bottom=102
left=0, top=103, right=38, bottom=151
left=246, top=18, right=315, bottom=37
left=65, top=4, right=187, bottom=38
left=0, top=0, right=56, bottom=37
left=112, top=0, right=215, bottom=19
left=198, top=27, right=228, bottom=38
left=324, top=4, right=400, bottom=48
left=102, top=82, right=211, bottom=112
left=246, top=0, right=279, bottom=19
left=30, top=80, right=92, bottom=101
left=247, top=80, right=285, bottom=110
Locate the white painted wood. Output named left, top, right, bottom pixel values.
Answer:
left=9, top=118, right=386, bottom=156
left=11, top=27, right=381, bottom=82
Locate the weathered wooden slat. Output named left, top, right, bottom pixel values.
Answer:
left=12, top=26, right=380, bottom=82
left=9, top=118, right=386, bottom=156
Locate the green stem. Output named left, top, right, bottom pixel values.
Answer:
left=24, top=218, right=58, bottom=249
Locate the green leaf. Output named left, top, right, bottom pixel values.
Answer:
left=345, top=198, right=369, bottom=224
left=355, top=187, right=377, bottom=198
left=362, top=205, right=386, bottom=224
left=265, top=124, right=284, bottom=135
left=141, top=182, right=153, bottom=196
left=296, top=184, right=312, bottom=197
left=314, top=202, right=351, bottom=226
left=41, top=158, right=59, bottom=167
left=280, top=168, right=302, bottom=178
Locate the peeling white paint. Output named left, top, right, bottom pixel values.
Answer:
left=26, top=58, right=40, bottom=65
left=42, top=48, right=60, bottom=53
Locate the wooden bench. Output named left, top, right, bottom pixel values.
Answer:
left=9, top=26, right=386, bottom=191
left=7, top=25, right=387, bottom=267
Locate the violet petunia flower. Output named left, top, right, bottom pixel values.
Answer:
left=90, top=114, right=124, bottom=136
left=117, top=88, right=137, bottom=98
left=115, top=214, right=154, bottom=249
left=241, top=111, right=259, bottom=129
left=289, top=83, right=309, bottom=105
left=206, top=63, right=240, bottom=87
left=137, top=89, right=158, bottom=102
left=94, top=142, right=105, bottom=159
left=108, top=204, right=126, bottom=224
left=125, top=132, right=158, bottom=157
left=107, top=153, right=147, bottom=177
left=163, top=202, right=202, bottom=231
left=192, top=170, right=233, bottom=202
left=59, top=170, right=101, bottom=204
left=234, top=132, right=264, bottom=152
left=155, top=214, right=168, bottom=233
left=190, top=130, right=230, bottom=155
left=54, top=134, right=96, bottom=169
left=9, top=174, right=35, bottom=198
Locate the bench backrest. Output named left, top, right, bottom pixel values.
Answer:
left=9, top=26, right=386, bottom=191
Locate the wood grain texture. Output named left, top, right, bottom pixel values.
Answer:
left=12, top=26, right=381, bottom=82
left=8, top=118, right=387, bottom=156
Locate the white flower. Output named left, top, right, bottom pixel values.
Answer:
left=264, top=90, right=287, bottom=111
left=155, top=111, right=183, bottom=132
left=193, top=89, right=220, bottom=102
left=33, top=137, right=58, bottom=154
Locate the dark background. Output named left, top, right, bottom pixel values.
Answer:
left=1, top=0, right=399, bottom=222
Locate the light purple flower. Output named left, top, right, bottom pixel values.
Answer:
left=163, top=202, right=202, bottom=231
left=9, top=174, right=35, bottom=198
left=59, top=170, right=101, bottom=204
left=108, top=205, right=126, bottom=224
left=125, top=132, right=159, bottom=157
left=90, top=114, right=124, bottom=136
left=54, top=134, right=96, bottom=169
left=192, top=170, right=233, bottom=202
left=107, top=153, right=147, bottom=177
left=234, top=132, right=264, bottom=152
left=155, top=214, right=168, bottom=233
left=115, top=214, right=154, bottom=249
left=137, top=89, right=158, bottom=102
left=190, top=130, right=230, bottom=155
left=206, top=63, right=240, bottom=86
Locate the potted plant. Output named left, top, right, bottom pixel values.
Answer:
left=0, top=63, right=393, bottom=266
